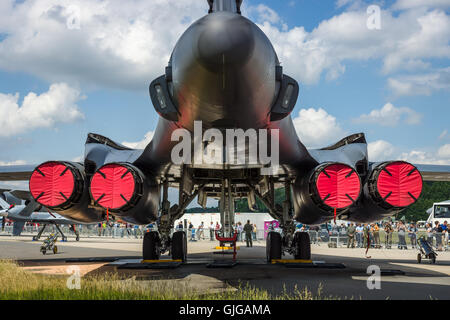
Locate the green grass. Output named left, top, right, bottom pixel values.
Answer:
left=0, top=260, right=334, bottom=300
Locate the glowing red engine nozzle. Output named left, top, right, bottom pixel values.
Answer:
left=29, top=161, right=83, bottom=209
left=311, top=163, right=362, bottom=210
left=370, top=161, right=423, bottom=208
left=90, top=163, right=144, bottom=211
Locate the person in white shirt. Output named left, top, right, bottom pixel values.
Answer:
left=355, top=224, right=364, bottom=248
left=198, top=222, right=205, bottom=240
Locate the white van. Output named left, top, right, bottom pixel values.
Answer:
left=426, top=200, right=450, bottom=226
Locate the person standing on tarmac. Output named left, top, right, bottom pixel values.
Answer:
left=384, top=222, right=393, bottom=249
left=373, top=223, right=380, bottom=248
left=347, top=223, right=356, bottom=248
left=355, top=224, right=364, bottom=248
left=433, top=221, right=443, bottom=251
left=363, top=224, right=369, bottom=248
left=408, top=223, right=417, bottom=249
left=397, top=221, right=407, bottom=250
left=244, top=220, right=253, bottom=247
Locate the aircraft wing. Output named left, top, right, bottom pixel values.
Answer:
left=0, top=165, right=36, bottom=181
left=415, top=164, right=450, bottom=182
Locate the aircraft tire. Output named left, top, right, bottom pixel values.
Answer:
left=171, top=231, right=187, bottom=262
left=143, top=231, right=160, bottom=260
left=294, top=232, right=311, bottom=260
left=266, top=231, right=282, bottom=262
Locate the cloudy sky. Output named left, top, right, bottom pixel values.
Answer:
left=0, top=0, right=449, bottom=171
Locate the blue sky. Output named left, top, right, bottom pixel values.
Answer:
left=0, top=0, right=449, bottom=170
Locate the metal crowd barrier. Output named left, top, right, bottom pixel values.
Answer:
left=0, top=224, right=448, bottom=251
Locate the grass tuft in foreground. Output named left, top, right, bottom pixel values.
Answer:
left=0, top=260, right=335, bottom=300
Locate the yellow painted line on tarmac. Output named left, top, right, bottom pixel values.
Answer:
left=141, top=259, right=182, bottom=263
left=271, top=259, right=313, bottom=264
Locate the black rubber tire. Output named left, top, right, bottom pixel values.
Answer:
left=294, top=232, right=311, bottom=260
left=266, top=231, right=282, bottom=262
left=430, top=253, right=436, bottom=264
left=171, top=231, right=187, bottom=262
left=417, top=253, right=422, bottom=263
left=143, top=231, right=160, bottom=260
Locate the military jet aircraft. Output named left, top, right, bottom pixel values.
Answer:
left=0, top=0, right=449, bottom=262
left=0, top=191, right=81, bottom=241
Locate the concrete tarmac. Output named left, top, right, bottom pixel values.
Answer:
left=0, top=234, right=449, bottom=300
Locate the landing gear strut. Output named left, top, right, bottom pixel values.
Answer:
left=250, top=179, right=312, bottom=262
left=142, top=173, right=202, bottom=262
left=32, top=223, right=68, bottom=242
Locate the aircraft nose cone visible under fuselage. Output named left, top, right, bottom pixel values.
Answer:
left=171, top=12, right=279, bottom=130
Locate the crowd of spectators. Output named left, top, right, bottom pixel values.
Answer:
left=299, top=220, right=449, bottom=251
left=4, top=218, right=449, bottom=252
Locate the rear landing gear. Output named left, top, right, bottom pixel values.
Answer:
left=143, top=231, right=161, bottom=260
left=249, top=180, right=313, bottom=263
left=171, top=231, right=187, bottom=262
left=293, top=232, right=311, bottom=260
left=266, top=231, right=282, bottom=262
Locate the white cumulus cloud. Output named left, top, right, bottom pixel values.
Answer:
left=438, top=144, right=450, bottom=159
left=0, top=0, right=206, bottom=91
left=0, top=1, right=447, bottom=91
left=400, top=150, right=450, bottom=165
left=292, top=108, right=346, bottom=148
left=368, top=140, right=395, bottom=162
left=0, top=83, right=84, bottom=137
left=393, top=0, right=450, bottom=10
left=354, top=103, right=422, bottom=127
left=122, top=131, right=155, bottom=149
left=365, top=139, right=450, bottom=165
left=0, top=160, right=27, bottom=166
left=257, top=5, right=450, bottom=86
left=388, top=67, right=450, bottom=96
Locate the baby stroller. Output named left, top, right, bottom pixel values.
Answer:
left=417, top=236, right=437, bottom=264
left=40, top=233, right=59, bottom=255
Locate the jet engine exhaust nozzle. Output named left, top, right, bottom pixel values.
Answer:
left=89, top=163, right=144, bottom=212
left=311, top=163, right=362, bottom=211
left=368, top=161, right=423, bottom=209
left=29, top=161, right=85, bottom=210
